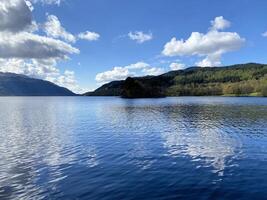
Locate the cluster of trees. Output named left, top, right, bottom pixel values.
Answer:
left=166, top=64, right=267, bottom=96
left=166, top=78, right=267, bottom=96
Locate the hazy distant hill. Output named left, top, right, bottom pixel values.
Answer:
left=85, top=63, right=267, bottom=98
left=0, top=72, right=76, bottom=96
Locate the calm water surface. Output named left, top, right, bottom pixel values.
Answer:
left=0, top=97, right=267, bottom=200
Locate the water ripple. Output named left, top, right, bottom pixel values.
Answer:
left=0, top=97, right=267, bottom=199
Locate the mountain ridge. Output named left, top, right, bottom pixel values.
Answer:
left=85, top=63, right=267, bottom=98
left=0, top=72, right=77, bottom=96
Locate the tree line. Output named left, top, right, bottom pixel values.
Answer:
left=166, top=64, right=267, bottom=96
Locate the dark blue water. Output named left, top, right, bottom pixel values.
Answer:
left=0, top=97, right=267, bottom=200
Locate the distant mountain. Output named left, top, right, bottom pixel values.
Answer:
left=0, top=72, right=76, bottom=96
left=85, top=63, right=267, bottom=98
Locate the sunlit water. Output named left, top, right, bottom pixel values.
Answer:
left=0, top=97, right=267, bottom=200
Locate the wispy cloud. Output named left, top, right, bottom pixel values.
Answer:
left=128, top=31, right=153, bottom=43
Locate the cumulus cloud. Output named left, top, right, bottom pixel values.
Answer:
left=195, top=53, right=222, bottom=67
left=169, top=63, right=186, bottom=70
left=142, top=67, right=164, bottom=75
left=162, top=16, right=245, bottom=67
left=211, top=16, right=231, bottom=30
left=162, top=31, right=244, bottom=57
left=43, top=15, right=101, bottom=43
left=0, top=0, right=32, bottom=32
left=0, top=58, right=59, bottom=80
left=0, top=0, right=83, bottom=93
left=78, top=31, right=100, bottom=41
left=95, top=62, right=164, bottom=84
left=0, top=1, right=79, bottom=60
left=95, top=67, right=132, bottom=84
left=0, top=32, right=79, bottom=59
left=53, top=70, right=81, bottom=92
left=0, top=58, right=82, bottom=92
left=128, top=31, right=153, bottom=43
left=44, top=14, right=76, bottom=43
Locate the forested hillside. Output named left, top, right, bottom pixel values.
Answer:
left=85, top=63, right=267, bottom=97
left=165, top=63, right=267, bottom=96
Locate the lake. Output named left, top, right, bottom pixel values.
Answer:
left=0, top=97, right=267, bottom=200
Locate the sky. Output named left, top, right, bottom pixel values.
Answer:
left=1, top=0, right=267, bottom=93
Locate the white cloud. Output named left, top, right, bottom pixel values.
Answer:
left=0, top=0, right=32, bottom=32
left=31, top=0, right=62, bottom=5
left=25, top=0, right=34, bottom=11
left=142, top=67, right=164, bottom=76
left=95, top=67, right=132, bottom=84
left=54, top=70, right=80, bottom=92
left=211, top=16, right=231, bottom=30
left=44, top=14, right=76, bottom=43
left=44, top=15, right=101, bottom=43
left=0, top=32, right=79, bottom=59
left=169, top=63, right=186, bottom=70
left=162, top=31, right=244, bottom=60
left=95, top=62, right=164, bottom=84
left=125, top=62, right=150, bottom=69
left=0, top=58, right=82, bottom=93
left=0, top=0, right=83, bottom=93
left=162, top=16, right=245, bottom=67
left=162, top=31, right=244, bottom=57
left=128, top=31, right=153, bottom=43
left=0, top=1, right=78, bottom=60
left=195, top=53, right=222, bottom=67
left=262, top=31, right=267, bottom=37
left=78, top=31, right=100, bottom=41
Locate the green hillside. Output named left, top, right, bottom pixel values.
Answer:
left=85, top=63, right=267, bottom=98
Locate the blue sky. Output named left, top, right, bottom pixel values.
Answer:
left=1, top=0, right=267, bottom=92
